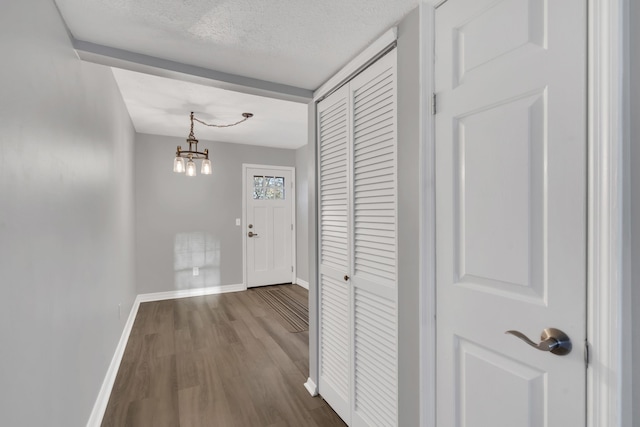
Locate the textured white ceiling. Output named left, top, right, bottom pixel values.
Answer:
left=55, top=0, right=419, bottom=148
left=111, top=68, right=308, bottom=149
left=55, top=0, right=419, bottom=90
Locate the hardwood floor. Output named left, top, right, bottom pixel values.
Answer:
left=102, top=285, right=346, bottom=427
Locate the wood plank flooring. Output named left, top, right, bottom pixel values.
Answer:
left=101, top=285, right=346, bottom=427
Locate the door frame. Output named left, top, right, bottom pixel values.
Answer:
left=242, top=163, right=297, bottom=289
left=419, top=0, right=631, bottom=426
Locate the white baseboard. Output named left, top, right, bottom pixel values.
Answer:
left=87, top=283, right=245, bottom=426
left=86, top=297, right=141, bottom=427
left=295, top=278, right=309, bottom=290
left=304, top=378, right=319, bottom=396
left=137, top=283, right=246, bottom=303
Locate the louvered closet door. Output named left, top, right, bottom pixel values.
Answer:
left=317, top=84, right=352, bottom=424
left=317, top=49, right=398, bottom=427
left=349, top=50, right=398, bottom=427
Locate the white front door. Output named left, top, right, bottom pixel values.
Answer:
left=244, top=165, right=294, bottom=288
left=435, top=0, right=587, bottom=426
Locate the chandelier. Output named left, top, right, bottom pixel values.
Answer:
left=173, top=111, right=254, bottom=176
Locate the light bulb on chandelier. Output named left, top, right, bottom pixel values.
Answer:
left=173, top=111, right=253, bottom=176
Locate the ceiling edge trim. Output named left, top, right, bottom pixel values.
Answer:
left=313, top=26, right=398, bottom=101
left=73, top=39, right=314, bottom=104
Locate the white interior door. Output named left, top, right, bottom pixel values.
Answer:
left=435, top=0, right=587, bottom=426
left=245, top=166, right=294, bottom=288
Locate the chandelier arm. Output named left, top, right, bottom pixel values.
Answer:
left=177, top=150, right=208, bottom=159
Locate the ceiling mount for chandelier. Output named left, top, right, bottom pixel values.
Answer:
left=173, top=111, right=254, bottom=176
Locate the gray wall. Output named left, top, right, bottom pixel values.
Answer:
left=397, top=7, right=422, bottom=426
left=0, top=0, right=137, bottom=425
left=135, top=133, right=296, bottom=294
left=307, top=101, right=319, bottom=389
left=296, top=144, right=309, bottom=283
left=630, top=0, right=639, bottom=423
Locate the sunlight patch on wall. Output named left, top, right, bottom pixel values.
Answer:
left=174, top=232, right=220, bottom=289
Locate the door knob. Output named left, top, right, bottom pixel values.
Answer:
left=505, top=328, right=572, bottom=355
left=344, top=275, right=350, bottom=281
left=248, top=231, right=258, bottom=237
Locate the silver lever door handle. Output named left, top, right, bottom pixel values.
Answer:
left=505, top=328, right=572, bottom=356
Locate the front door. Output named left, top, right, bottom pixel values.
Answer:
left=244, top=165, right=294, bottom=288
left=435, top=0, right=587, bottom=425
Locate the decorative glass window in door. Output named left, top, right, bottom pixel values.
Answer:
left=253, top=175, right=285, bottom=200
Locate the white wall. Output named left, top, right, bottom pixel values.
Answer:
left=296, top=144, right=309, bottom=282
left=135, top=133, right=297, bottom=294
left=0, top=1, right=137, bottom=425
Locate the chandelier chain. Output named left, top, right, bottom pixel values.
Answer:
left=189, top=112, right=196, bottom=139
left=192, top=114, right=252, bottom=129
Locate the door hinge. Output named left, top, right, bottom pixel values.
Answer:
left=291, top=266, right=294, bottom=272
left=584, top=340, right=590, bottom=367
left=431, top=93, right=437, bottom=115
left=291, top=224, right=293, bottom=231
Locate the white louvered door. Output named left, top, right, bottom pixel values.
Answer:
left=318, top=84, right=352, bottom=423
left=318, top=49, right=397, bottom=427
left=349, top=50, right=397, bottom=427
